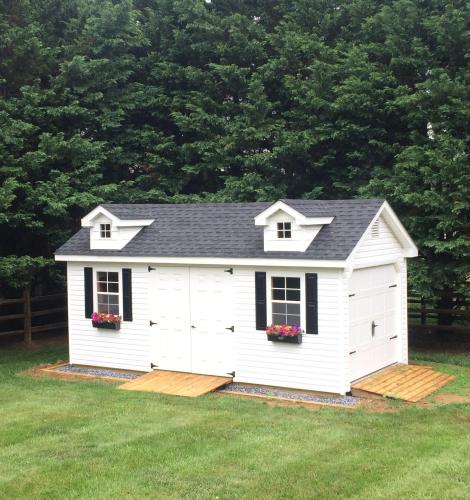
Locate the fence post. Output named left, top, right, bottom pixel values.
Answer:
left=23, top=287, right=32, bottom=345
left=420, top=298, right=426, bottom=326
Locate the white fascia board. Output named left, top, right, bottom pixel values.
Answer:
left=254, top=200, right=304, bottom=225
left=81, top=206, right=120, bottom=227
left=54, top=254, right=347, bottom=268
left=299, top=216, right=334, bottom=226
left=115, top=219, right=154, bottom=227
left=254, top=200, right=333, bottom=226
left=81, top=206, right=154, bottom=228
left=380, top=201, right=418, bottom=256
left=346, top=201, right=418, bottom=266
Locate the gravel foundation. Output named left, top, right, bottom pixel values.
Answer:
left=219, top=383, right=360, bottom=406
left=55, top=365, right=140, bottom=380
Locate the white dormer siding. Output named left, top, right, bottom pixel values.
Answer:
left=81, top=206, right=154, bottom=251
left=89, top=214, right=144, bottom=250
left=254, top=200, right=334, bottom=253
left=262, top=210, right=324, bottom=252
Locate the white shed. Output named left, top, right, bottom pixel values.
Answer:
left=55, top=199, right=418, bottom=395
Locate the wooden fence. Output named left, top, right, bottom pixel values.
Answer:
left=0, top=290, right=67, bottom=344
left=408, top=295, right=470, bottom=334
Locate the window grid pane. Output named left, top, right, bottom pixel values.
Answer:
left=100, top=224, right=111, bottom=238
left=271, top=276, right=301, bottom=327
left=276, top=222, right=292, bottom=239
left=96, top=271, right=119, bottom=315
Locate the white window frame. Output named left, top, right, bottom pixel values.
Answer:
left=93, top=267, right=123, bottom=316
left=266, top=270, right=306, bottom=329
left=100, top=223, right=112, bottom=238
left=277, top=221, right=292, bottom=239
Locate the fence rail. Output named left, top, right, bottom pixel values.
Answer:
left=0, top=290, right=67, bottom=343
left=408, top=295, right=470, bottom=335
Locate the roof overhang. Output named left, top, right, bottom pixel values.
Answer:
left=54, top=254, right=347, bottom=268
left=81, top=206, right=154, bottom=228
left=347, top=201, right=418, bottom=262
left=254, top=200, right=334, bottom=226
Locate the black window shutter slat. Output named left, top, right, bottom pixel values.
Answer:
left=84, top=267, right=93, bottom=318
left=122, top=268, right=133, bottom=321
left=255, top=272, right=267, bottom=330
left=305, top=273, right=318, bottom=334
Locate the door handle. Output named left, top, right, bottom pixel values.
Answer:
left=389, top=335, right=398, bottom=340
left=225, top=326, right=235, bottom=332
left=371, top=321, right=378, bottom=337
left=149, top=320, right=157, bottom=326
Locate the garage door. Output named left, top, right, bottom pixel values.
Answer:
left=150, top=267, right=235, bottom=377
left=349, top=264, right=399, bottom=382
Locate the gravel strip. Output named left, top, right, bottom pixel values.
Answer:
left=219, top=383, right=359, bottom=406
left=55, top=365, right=140, bottom=380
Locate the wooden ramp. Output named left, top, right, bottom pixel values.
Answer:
left=351, top=364, right=454, bottom=402
left=119, top=370, right=232, bottom=397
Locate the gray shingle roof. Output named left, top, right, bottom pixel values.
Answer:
left=55, top=199, right=384, bottom=260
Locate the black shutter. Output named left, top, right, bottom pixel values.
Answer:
left=255, top=272, right=267, bottom=330
left=305, top=273, right=318, bottom=334
left=122, top=268, right=133, bottom=321
left=84, top=267, right=93, bottom=318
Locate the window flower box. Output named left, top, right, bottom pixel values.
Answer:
left=266, top=324, right=303, bottom=344
left=91, top=312, right=121, bottom=331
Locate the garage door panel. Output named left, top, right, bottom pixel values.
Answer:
left=349, top=264, right=399, bottom=381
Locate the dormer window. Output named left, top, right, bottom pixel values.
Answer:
left=100, top=223, right=111, bottom=238
left=277, top=222, right=291, bottom=239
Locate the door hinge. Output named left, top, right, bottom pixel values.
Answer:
left=389, top=284, right=397, bottom=288
left=151, top=363, right=158, bottom=369
left=227, top=371, right=235, bottom=377
left=148, top=266, right=156, bottom=272
left=389, top=335, right=398, bottom=340
left=349, top=350, right=357, bottom=355
left=348, top=293, right=355, bottom=297
left=224, top=268, right=233, bottom=274
left=225, top=325, right=235, bottom=332
left=149, top=320, right=157, bottom=326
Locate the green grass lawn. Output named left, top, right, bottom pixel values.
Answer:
left=1, top=345, right=470, bottom=499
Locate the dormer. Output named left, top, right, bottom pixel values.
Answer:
left=254, top=200, right=334, bottom=252
left=81, top=206, right=154, bottom=250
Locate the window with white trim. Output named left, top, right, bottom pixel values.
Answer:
left=100, top=223, right=111, bottom=238
left=277, top=222, right=291, bottom=239
left=97, top=271, right=119, bottom=314
left=271, top=276, right=301, bottom=326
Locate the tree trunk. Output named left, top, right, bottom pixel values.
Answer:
left=437, top=288, right=454, bottom=326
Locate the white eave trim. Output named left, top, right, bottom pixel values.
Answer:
left=54, top=254, right=347, bottom=268
left=347, top=201, right=418, bottom=265
left=254, top=200, right=333, bottom=226
left=81, top=205, right=154, bottom=228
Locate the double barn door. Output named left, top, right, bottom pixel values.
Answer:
left=150, top=267, right=235, bottom=376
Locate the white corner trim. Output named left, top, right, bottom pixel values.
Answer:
left=54, top=254, right=347, bottom=268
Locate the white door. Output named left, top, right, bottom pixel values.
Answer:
left=349, top=264, right=399, bottom=381
left=150, top=266, right=235, bottom=376
left=151, top=267, right=192, bottom=372
left=189, top=267, right=235, bottom=376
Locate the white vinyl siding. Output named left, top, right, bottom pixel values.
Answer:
left=233, top=267, right=347, bottom=394
left=67, top=262, right=150, bottom=371
left=352, top=216, right=403, bottom=268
